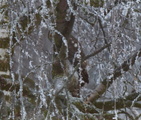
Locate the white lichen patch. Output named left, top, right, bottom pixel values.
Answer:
left=0, top=70, right=9, bottom=75
left=0, top=48, right=7, bottom=60
left=0, top=28, right=9, bottom=38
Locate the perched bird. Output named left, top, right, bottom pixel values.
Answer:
left=67, top=35, right=89, bottom=97
left=52, top=35, right=89, bottom=97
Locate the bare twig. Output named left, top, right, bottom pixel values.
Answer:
left=85, top=49, right=141, bottom=103
left=83, top=43, right=111, bottom=61
left=94, top=92, right=141, bottom=111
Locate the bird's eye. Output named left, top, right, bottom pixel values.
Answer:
left=48, top=31, right=53, bottom=40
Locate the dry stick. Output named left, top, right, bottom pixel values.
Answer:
left=72, top=89, right=141, bottom=113
left=94, top=92, right=141, bottom=111
left=83, top=43, right=111, bottom=61
left=85, top=49, right=141, bottom=103
left=98, top=18, right=111, bottom=52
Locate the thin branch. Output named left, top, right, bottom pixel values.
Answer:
left=118, top=110, right=135, bottom=120
left=85, top=48, right=141, bottom=103
left=72, top=92, right=141, bottom=114
left=83, top=43, right=111, bottom=61
left=94, top=92, right=141, bottom=111
left=98, top=18, right=110, bottom=51
left=79, top=15, right=96, bottom=26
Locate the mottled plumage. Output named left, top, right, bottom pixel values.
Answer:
left=68, top=36, right=89, bottom=87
